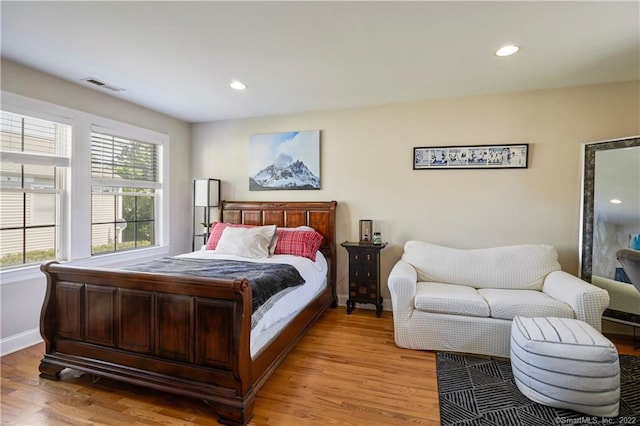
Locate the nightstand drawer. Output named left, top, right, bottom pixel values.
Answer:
left=357, top=285, right=377, bottom=299
left=348, top=280, right=377, bottom=290
left=350, top=265, right=377, bottom=279
left=348, top=285, right=374, bottom=298
left=349, top=249, right=377, bottom=264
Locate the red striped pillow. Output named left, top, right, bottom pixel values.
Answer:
left=274, top=229, right=324, bottom=261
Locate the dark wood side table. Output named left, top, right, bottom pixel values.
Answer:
left=341, top=241, right=387, bottom=317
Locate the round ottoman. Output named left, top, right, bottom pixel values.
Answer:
left=510, top=316, right=620, bottom=417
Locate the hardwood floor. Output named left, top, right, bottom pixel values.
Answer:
left=1, top=308, right=637, bottom=425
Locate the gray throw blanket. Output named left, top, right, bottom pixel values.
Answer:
left=124, top=257, right=305, bottom=328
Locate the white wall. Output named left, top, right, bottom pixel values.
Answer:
left=191, top=80, right=640, bottom=311
left=0, top=59, right=192, bottom=354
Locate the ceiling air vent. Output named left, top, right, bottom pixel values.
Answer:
left=82, top=77, right=125, bottom=92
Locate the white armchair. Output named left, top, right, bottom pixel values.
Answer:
left=388, top=241, right=610, bottom=358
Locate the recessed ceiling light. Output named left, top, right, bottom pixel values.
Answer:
left=610, top=199, right=622, bottom=204
left=230, top=80, right=247, bottom=90
left=496, top=45, right=520, bottom=57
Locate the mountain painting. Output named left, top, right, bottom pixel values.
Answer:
left=249, top=130, right=320, bottom=191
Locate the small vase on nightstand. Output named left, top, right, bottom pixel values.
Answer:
left=373, top=232, right=382, bottom=245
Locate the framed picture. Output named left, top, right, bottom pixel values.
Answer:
left=413, top=143, right=529, bottom=170
left=359, top=220, right=373, bottom=244
left=630, top=232, right=640, bottom=250
left=249, top=130, right=320, bottom=190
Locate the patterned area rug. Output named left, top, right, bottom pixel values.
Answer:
left=436, top=352, right=640, bottom=426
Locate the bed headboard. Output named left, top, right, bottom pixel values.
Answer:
left=220, top=200, right=338, bottom=305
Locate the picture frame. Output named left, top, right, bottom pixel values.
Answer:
left=413, top=143, right=529, bottom=170
left=249, top=130, right=320, bottom=190
left=359, top=220, right=373, bottom=244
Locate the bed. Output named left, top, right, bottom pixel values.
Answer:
left=39, top=200, right=337, bottom=426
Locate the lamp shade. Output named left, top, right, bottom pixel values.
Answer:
left=194, top=179, right=220, bottom=207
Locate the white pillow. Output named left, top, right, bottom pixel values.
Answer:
left=215, top=225, right=277, bottom=258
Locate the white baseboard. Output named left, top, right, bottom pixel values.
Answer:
left=1, top=328, right=42, bottom=357
left=336, top=293, right=392, bottom=312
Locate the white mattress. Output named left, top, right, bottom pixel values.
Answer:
left=177, top=249, right=328, bottom=358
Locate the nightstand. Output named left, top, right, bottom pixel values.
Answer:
left=341, top=241, right=387, bottom=317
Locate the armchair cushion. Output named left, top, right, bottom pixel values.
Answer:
left=478, top=288, right=574, bottom=320
left=415, top=282, right=489, bottom=317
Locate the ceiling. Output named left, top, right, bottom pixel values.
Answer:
left=1, top=1, right=639, bottom=123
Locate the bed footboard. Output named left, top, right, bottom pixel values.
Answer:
left=39, top=261, right=255, bottom=426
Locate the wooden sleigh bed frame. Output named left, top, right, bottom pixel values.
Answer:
left=39, top=200, right=337, bottom=425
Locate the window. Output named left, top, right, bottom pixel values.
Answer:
left=0, top=111, right=70, bottom=268
left=90, top=131, right=160, bottom=255
left=1, top=92, right=170, bottom=274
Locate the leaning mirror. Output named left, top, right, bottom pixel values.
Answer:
left=580, top=136, right=640, bottom=331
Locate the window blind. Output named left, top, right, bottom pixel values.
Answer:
left=91, top=131, right=159, bottom=189
left=0, top=111, right=70, bottom=171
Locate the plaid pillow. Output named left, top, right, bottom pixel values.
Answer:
left=274, top=229, right=324, bottom=261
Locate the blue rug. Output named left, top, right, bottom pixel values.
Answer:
left=436, top=352, right=640, bottom=425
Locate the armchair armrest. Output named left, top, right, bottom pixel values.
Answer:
left=542, top=271, right=610, bottom=331
left=387, top=259, right=418, bottom=348
left=387, top=259, right=417, bottom=319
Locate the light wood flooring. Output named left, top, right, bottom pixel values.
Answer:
left=1, top=308, right=637, bottom=425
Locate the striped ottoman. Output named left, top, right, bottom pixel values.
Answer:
left=510, top=316, right=620, bottom=417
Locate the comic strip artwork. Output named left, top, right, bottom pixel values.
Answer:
left=414, top=144, right=528, bottom=169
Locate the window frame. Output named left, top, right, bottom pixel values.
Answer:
left=0, top=115, right=71, bottom=267
left=90, top=126, right=163, bottom=256
left=1, top=91, right=170, bottom=283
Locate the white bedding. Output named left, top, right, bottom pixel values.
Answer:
left=177, top=249, right=328, bottom=358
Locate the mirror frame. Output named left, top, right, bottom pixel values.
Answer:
left=580, top=135, right=640, bottom=282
